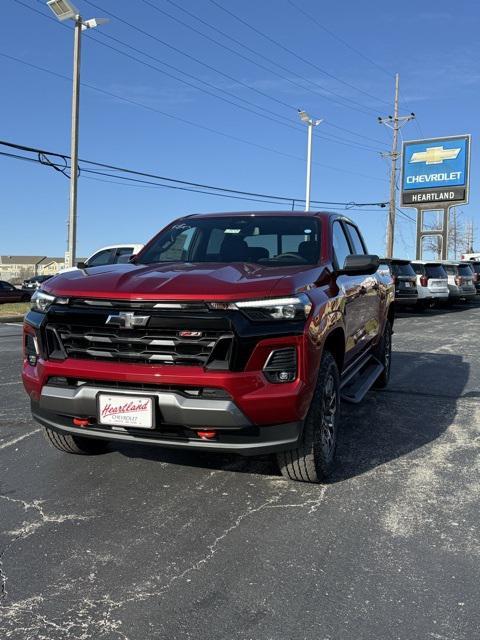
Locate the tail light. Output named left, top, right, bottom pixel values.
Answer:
left=392, top=275, right=398, bottom=285
left=455, top=275, right=463, bottom=286
left=420, top=275, right=428, bottom=287
left=473, top=273, right=479, bottom=284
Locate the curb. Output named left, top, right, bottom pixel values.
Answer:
left=0, top=315, right=24, bottom=324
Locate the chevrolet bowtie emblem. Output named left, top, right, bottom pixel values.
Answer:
left=410, top=146, right=461, bottom=165
left=106, top=312, right=150, bottom=329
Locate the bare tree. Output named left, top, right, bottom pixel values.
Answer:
left=421, top=210, right=474, bottom=259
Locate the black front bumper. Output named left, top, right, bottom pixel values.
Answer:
left=32, top=400, right=303, bottom=456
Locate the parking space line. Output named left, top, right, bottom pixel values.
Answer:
left=0, top=429, right=41, bottom=450
left=0, top=381, right=22, bottom=386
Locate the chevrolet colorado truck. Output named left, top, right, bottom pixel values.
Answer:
left=22, top=212, right=394, bottom=483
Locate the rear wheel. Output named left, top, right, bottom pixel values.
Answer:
left=374, top=320, right=392, bottom=389
left=276, top=351, right=340, bottom=483
left=44, top=427, right=109, bottom=455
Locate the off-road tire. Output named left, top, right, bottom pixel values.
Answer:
left=276, top=351, right=340, bottom=483
left=373, top=320, right=392, bottom=389
left=44, top=427, right=109, bottom=455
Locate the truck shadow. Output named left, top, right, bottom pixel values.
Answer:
left=113, top=350, right=470, bottom=483
left=330, top=350, right=469, bottom=482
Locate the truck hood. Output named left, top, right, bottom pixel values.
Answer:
left=42, top=262, right=325, bottom=301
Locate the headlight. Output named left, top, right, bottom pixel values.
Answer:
left=31, top=290, right=68, bottom=313
left=208, top=294, right=312, bottom=321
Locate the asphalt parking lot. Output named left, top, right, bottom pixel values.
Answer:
left=1, top=305, right=479, bottom=640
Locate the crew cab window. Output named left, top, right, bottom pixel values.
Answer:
left=0, top=282, right=14, bottom=291
left=88, top=249, right=115, bottom=267
left=138, top=216, right=321, bottom=266
left=332, top=221, right=352, bottom=269
left=345, top=223, right=366, bottom=254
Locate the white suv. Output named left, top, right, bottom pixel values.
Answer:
left=411, top=261, right=449, bottom=307
left=62, top=244, right=144, bottom=273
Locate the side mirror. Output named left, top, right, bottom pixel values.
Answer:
left=128, top=254, right=137, bottom=263
left=339, top=254, right=380, bottom=276
left=76, top=261, right=87, bottom=269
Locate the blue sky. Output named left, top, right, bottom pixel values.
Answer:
left=1, top=0, right=478, bottom=259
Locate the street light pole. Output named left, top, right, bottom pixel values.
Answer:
left=46, top=1, right=108, bottom=268
left=67, top=15, right=82, bottom=269
left=298, top=110, right=322, bottom=211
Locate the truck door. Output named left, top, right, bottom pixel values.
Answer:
left=343, top=221, right=381, bottom=351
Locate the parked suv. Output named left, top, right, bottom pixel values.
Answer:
left=61, top=244, right=144, bottom=273
left=441, top=261, right=476, bottom=302
left=410, top=261, right=449, bottom=307
left=384, top=259, right=418, bottom=307
left=22, top=212, right=394, bottom=483
left=465, top=261, right=480, bottom=293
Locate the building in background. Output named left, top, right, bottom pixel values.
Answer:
left=0, top=255, right=70, bottom=283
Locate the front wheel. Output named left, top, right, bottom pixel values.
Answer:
left=44, top=427, right=109, bottom=455
left=277, top=351, right=340, bottom=483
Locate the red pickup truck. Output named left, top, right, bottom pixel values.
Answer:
left=22, top=212, right=394, bottom=483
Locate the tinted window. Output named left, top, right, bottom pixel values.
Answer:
left=332, top=222, right=352, bottom=269
left=114, top=247, right=134, bottom=264
left=345, top=223, right=366, bottom=254
left=139, top=216, right=321, bottom=266
left=469, top=263, right=480, bottom=274
left=444, top=265, right=456, bottom=275
left=0, top=282, right=8, bottom=290
left=425, top=265, right=447, bottom=278
left=411, top=263, right=425, bottom=275
left=459, top=265, right=474, bottom=276
left=88, top=249, right=115, bottom=267
left=391, top=262, right=415, bottom=277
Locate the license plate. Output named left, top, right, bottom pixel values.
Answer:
left=97, top=394, right=154, bottom=428
left=404, top=282, right=412, bottom=288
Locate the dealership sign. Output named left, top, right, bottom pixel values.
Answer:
left=401, top=135, right=470, bottom=207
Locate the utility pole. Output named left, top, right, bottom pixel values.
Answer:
left=378, top=74, right=415, bottom=258
left=298, top=110, right=323, bottom=211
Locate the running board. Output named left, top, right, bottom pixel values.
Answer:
left=340, top=357, right=384, bottom=404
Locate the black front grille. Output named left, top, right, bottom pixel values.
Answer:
left=48, top=324, right=232, bottom=366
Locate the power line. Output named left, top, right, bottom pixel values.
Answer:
left=1, top=51, right=388, bottom=182
left=0, top=140, right=388, bottom=210
left=142, top=0, right=383, bottom=121
left=207, top=0, right=390, bottom=110
left=17, top=0, right=387, bottom=154
left=287, top=0, right=394, bottom=79
left=286, top=1, right=425, bottom=139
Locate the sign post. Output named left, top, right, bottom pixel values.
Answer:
left=400, top=135, right=471, bottom=259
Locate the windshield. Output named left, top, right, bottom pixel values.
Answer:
left=138, top=216, right=321, bottom=266
left=425, top=265, right=447, bottom=278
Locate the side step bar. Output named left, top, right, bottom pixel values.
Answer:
left=340, top=356, right=384, bottom=404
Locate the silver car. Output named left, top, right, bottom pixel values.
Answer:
left=441, top=261, right=476, bottom=302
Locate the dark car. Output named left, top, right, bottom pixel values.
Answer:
left=0, top=280, right=30, bottom=303
left=464, top=261, right=480, bottom=293
left=22, top=275, right=54, bottom=292
left=383, top=259, right=418, bottom=307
